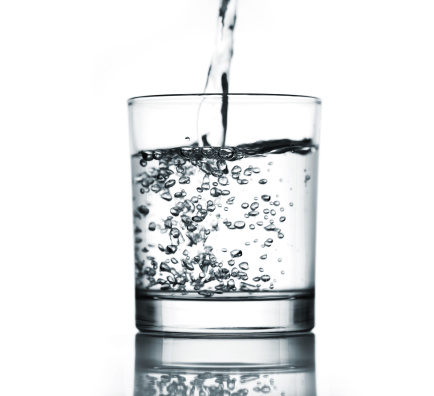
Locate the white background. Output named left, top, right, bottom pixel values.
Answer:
left=1, top=1, right=434, bottom=395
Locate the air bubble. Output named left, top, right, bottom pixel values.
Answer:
left=259, top=179, right=268, bottom=184
left=180, top=147, right=193, bottom=157
left=239, top=262, right=249, bottom=270
left=261, top=195, right=271, bottom=202
left=241, top=203, right=249, bottom=209
left=148, top=222, right=156, bottom=231
left=261, top=275, right=271, bottom=282
left=234, top=221, right=246, bottom=229
left=165, top=245, right=177, bottom=254
left=230, top=249, right=242, bottom=258
left=179, top=176, right=190, bottom=184
left=250, top=202, right=259, bottom=210
left=260, top=254, right=267, bottom=260
left=137, top=205, right=149, bottom=216
left=165, top=179, right=176, bottom=188
left=160, top=263, right=171, bottom=272
left=219, top=147, right=236, bottom=160
left=280, top=216, right=286, bottom=222
left=249, top=224, right=255, bottom=230
left=218, top=176, right=228, bottom=186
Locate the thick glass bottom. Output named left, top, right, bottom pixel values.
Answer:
left=136, top=292, right=314, bottom=333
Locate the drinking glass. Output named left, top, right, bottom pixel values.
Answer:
left=128, top=93, right=321, bottom=333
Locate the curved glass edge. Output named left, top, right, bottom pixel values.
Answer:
left=128, top=93, right=321, bottom=105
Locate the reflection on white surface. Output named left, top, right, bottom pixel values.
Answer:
left=134, top=332, right=316, bottom=396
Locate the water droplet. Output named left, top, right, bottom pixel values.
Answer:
left=270, top=209, right=276, bottom=215
left=290, top=202, right=294, bottom=207
left=139, top=159, right=147, bottom=167
left=241, top=203, right=249, bottom=209
left=230, top=249, right=242, bottom=258
left=249, top=224, right=255, bottom=230
left=279, top=216, right=286, bottom=222
left=261, top=275, right=271, bottom=282
left=228, top=259, right=235, bottom=266
left=234, top=221, right=246, bottom=229
left=148, top=222, right=156, bottom=231
left=239, top=262, right=249, bottom=270
left=259, top=267, right=264, bottom=272
left=261, top=195, right=271, bottom=202
left=260, top=254, right=267, bottom=260
left=281, top=270, right=285, bottom=274
left=185, top=136, right=190, bottom=141
left=259, top=179, right=268, bottom=184
left=278, top=258, right=282, bottom=262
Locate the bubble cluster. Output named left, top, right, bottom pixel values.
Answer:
left=139, top=371, right=285, bottom=396
left=132, top=140, right=317, bottom=296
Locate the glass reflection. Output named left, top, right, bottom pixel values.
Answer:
left=135, top=332, right=316, bottom=396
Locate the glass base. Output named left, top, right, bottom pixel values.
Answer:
left=136, top=293, right=314, bottom=334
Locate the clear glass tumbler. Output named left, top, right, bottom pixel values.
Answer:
left=128, top=94, right=321, bottom=333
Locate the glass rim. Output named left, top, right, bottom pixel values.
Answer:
left=128, top=93, right=321, bottom=104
